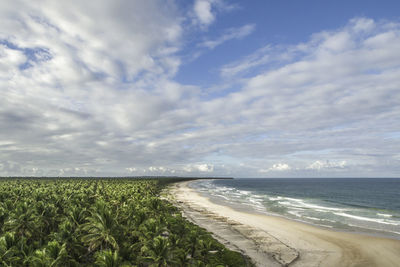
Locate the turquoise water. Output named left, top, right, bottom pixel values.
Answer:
left=190, top=178, right=400, bottom=239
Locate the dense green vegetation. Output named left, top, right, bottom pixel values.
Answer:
left=0, top=178, right=251, bottom=266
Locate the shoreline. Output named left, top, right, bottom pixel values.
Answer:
left=166, top=180, right=400, bottom=267
left=193, top=182, right=400, bottom=242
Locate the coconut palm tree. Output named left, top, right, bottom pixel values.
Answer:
left=81, top=201, right=119, bottom=252
left=0, top=232, right=20, bottom=266
left=140, top=236, right=176, bottom=267
left=94, top=249, right=132, bottom=267
left=25, top=248, right=50, bottom=267
left=173, top=247, right=193, bottom=267
left=50, top=219, right=85, bottom=260
left=0, top=178, right=251, bottom=266
left=45, top=240, right=77, bottom=266
left=68, top=206, right=88, bottom=226
left=4, top=202, right=41, bottom=240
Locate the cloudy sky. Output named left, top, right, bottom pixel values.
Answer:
left=1, top=0, right=400, bottom=177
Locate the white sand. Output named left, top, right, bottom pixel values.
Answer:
left=166, top=181, right=400, bottom=267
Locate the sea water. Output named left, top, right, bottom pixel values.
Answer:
left=190, top=178, right=400, bottom=239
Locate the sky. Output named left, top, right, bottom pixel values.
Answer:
left=1, top=0, right=400, bottom=178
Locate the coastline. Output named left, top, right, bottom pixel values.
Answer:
left=166, top=180, right=400, bottom=267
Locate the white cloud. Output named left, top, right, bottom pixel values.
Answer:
left=196, top=163, right=214, bottom=172
left=149, top=166, right=168, bottom=173
left=272, top=163, right=291, bottom=171
left=194, top=0, right=215, bottom=27
left=126, top=167, right=137, bottom=173
left=205, top=18, right=400, bottom=176
left=125, top=164, right=214, bottom=176
left=350, top=17, right=375, bottom=32
left=0, top=0, right=187, bottom=176
left=259, top=163, right=291, bottom=173
left=200, top=24, right=255, bottom=49
left=219, top=44, right=292, bottom=78
left=192, top=0, right=237, bottom=29
left=183, top=163, right=214, bottom=173
left=307, top=160, right=347, bottom=170
left=0, top=44, right=26, bottom=74
left=1, top=8, right=400, bottom=178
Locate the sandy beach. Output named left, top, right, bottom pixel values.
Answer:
left=166, top=180, right=400, bottom=267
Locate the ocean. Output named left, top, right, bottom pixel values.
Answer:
left=190, top=178, right=400, bottom=239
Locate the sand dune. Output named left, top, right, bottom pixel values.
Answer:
left=166, top=181, right=400, bottom=267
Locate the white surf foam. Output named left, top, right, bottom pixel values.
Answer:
left=334, top=212, right=400, bottom=226
left=377, top=213, right=393, bottom=218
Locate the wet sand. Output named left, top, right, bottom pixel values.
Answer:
left=165, top=181, right=400, bottom=267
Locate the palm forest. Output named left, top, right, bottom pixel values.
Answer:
left=0, top=178, right=251, bottom=266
